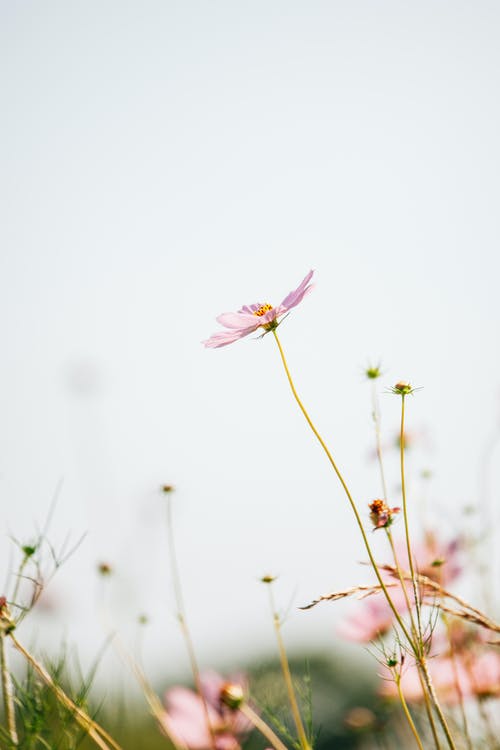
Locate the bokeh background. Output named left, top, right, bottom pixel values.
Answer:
left=1, top=0, right=500, bottom=726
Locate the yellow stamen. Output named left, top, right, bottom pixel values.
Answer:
left=253, top=303, right=273, bottom=317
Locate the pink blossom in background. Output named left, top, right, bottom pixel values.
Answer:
left=337, top=586, right=410, bottom=643
left=379, top=648, right=500, bottom=704
left=203, top=270, right=314, bottom=348
left=392, top=532, right=463, bottom=589
left=161, top=671, right=251, bottom=750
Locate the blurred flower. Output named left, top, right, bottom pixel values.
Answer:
left=203, top=270, right=314, bottom=348
left=337, top=587, right=409, bottom=643
left=380, top=648, right=500, bottom=704
left=394, top=532, right=463, bottom=587
left=161, top=671, right=252, bottom=750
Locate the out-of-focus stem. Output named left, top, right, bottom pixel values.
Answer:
left=9, top=633, right=122, bottom=750
left=442, top=615, right=472, bottom=750
left=371, top=380, right=389, bottom=500
left=267, top=583, right=311, bottom=750
left=165, top=492, right=217, bottom=750
left=0, top=632, right=18, bottom=746
left=395, top=675, right=425, bottom=750
left=385, top=532, right=441, bottom=750
left=240, top=703, right=289, bottom=750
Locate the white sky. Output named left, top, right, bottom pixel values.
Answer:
left=1, top=1, right=500, bottom=685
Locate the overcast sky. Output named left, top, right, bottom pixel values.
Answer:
left=1, top=1, right=500, bottom=685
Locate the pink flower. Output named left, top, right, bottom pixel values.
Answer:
left=337, top=586, right=411, bottom=643
left=161, top=671, right=252, bottom=750
left=203, top=270, right=314, bottom=348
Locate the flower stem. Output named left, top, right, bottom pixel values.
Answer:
left=271, top=331, right=415, bottom=649
left=267, top=583, right=311, bottom=750
left=165, top=493, right=217, bottom=750
left=395, top=675, right=425, bottom=750
left=9, top=633, right=122, bottom=750
left=371, top=380, right=389, bottom=500
left=0, top=632, right=18, bottom=746
left=398, top=396, right=456, bottom=750
left=272, top=332, right=457, bottom=748
left=399, top=396, right=424, bottom=650
left=240, top=703, right=289, bottom=750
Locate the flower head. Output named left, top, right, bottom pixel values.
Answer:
left=203, top=270, right=314, bottom=348
left=368, top=499, right=400, bottom=530
left=161, top=671, right=252, bottom=750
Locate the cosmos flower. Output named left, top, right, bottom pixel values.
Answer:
left=336, top=586, right=411, bottom=643
left=161, top=671, right=252, bottom=750
left=203, top=270, right=314, bottom=348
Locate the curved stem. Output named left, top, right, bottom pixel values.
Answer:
left=272, top=332, right=456, bottom=749
left=272, top=331, right=415, bottom=650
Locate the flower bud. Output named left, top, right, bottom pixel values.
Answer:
left=220, top=682, right=245, bottom=710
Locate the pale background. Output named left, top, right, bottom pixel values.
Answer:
left=1, top=1, right=500, bottom=685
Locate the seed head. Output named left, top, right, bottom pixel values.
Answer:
left=391, top=381, right=414, bottom=396
left=97, top=562, right=112, bottom=576
left=260, top=574, right=277, bottom=584
left=368, top=499, right=400, bottom=530
left=365, top=365, right=382, bottom=380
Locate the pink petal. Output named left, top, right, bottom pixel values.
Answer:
left=163, top=687, right=219, bottom=748
left=216, top=312, right=260, bottom=330
left=279, top=269, right=314, bottom=312
left=203, top=326, right=258, bottom=348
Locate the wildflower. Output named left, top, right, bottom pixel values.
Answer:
left=161, top=671, right=252, bottom=750
left=203, top=270, right=314, bottom=348
left=368, top=499, right=400, bottom=530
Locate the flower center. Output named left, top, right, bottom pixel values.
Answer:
left=253, top=303, right=273, bottom=317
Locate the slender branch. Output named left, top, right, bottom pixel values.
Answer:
left=272, top=331, right=416, bottom=650
left=395, top=675, right=425, bottom=750
left=0, top=632, right=18, bottom=745
left=240, top=703, right=289, bottom=750
left=165, top=490, right=217, bottom=750
left=267, top=583, right=310, bottom=750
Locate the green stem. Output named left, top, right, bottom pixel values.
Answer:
left=395, top=675, right=425, bottom=750
left=398, top=396, right=456, bottom=750
left=399, top=396, right=423, bottom=649
left=272, top=331, right=415, bottom=650
left=371, top=380, right=389, bottom=500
